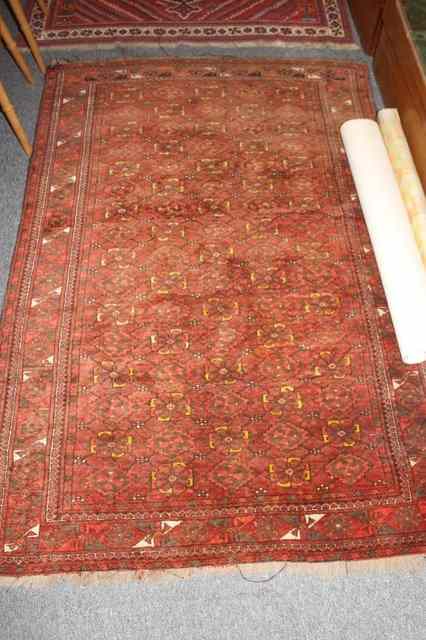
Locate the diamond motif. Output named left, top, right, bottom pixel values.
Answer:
left=264, top=423, right=309, bottom=451
left=326, top=454, right=370, bottom=485
left=211, top=459, right=253, bottom=491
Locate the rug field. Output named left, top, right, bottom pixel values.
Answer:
left=24, top=0, right=355, bottom=49
left=0, top=58, right=425, bottom=578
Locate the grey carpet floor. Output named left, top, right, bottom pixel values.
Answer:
left=0, top=2, right=425, bottom=639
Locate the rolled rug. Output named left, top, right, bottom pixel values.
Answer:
left=341, top=118, right=426, bottom=365
left=378, top=108, right=426, bottom=267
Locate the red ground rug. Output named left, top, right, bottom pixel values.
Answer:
left=1, top=58, right=426, bottom=578
left=25, top=0, right=355, bottom=48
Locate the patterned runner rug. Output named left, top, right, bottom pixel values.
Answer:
left=1, top=59, right=425, bottom=579
left=24, top=0, right=355, bottom=49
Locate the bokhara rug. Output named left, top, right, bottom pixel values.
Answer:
left=1, top=59, right=426, bottom=579
left=24, top=0, right=355, bottom=48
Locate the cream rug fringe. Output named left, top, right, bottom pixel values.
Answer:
left=0, top=555, right=424, bottom=589
left=18, top=40, right=360, bottom=52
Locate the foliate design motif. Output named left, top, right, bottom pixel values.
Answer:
left=1, top=59, right=426, bottom=578
left=25, top=0, right=355, bottom=48
left=162, top=1, right=203, bottom=20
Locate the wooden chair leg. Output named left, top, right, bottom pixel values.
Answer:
left=36, top=0, right=49, bottom=17
left=0, top=81, right=32, bottom=156
left=0, top=16, right=33, bottom=84
left=7, top=0, right=46, bottom=74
